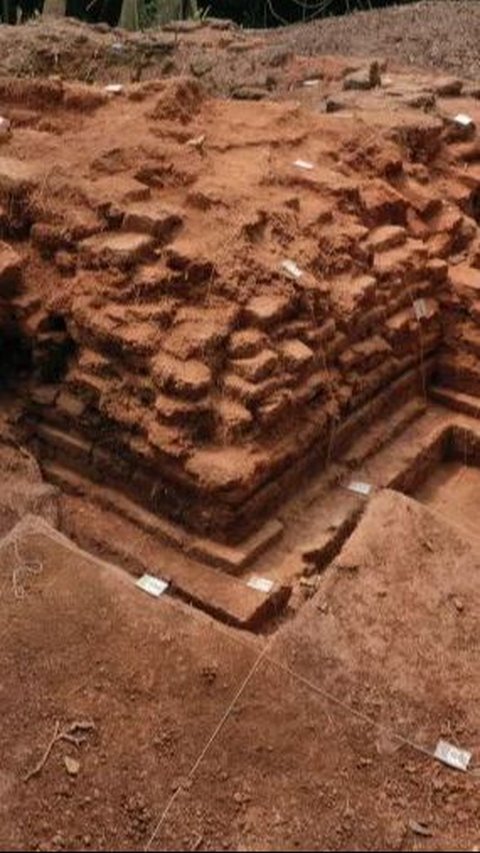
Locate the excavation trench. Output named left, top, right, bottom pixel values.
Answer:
left=0, top=70, right=480, bottom=629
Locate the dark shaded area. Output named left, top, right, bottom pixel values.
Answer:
left=0, top=0, right=44, bottom=23
left=65, top=0, right=121, bottom=26
left=0, top=0, right=421, bottom=28
left=208, top=0, right=418, bottom=28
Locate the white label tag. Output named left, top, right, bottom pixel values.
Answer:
left=434, top=739, right=471, bottom=771
left=247, top=575, right=274, bottom=594
left=136, top=574, right=169, bottom=598
left=413, top=298, right=427, bottom=320
left=303, top=79, right=320, bottom=87
left=104, top=83, right=124, bottom=94
left=294, top=159, right=314, bottom=170
left=454, top=113, right=474, bottom=127
left=281, top=259, right=303, bottom=280
left=347, top=481, right=372, bottom=497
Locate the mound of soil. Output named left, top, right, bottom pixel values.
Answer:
left=278, top=0, right=480, bottom=81
left=1, top=1, right=480, bottom=93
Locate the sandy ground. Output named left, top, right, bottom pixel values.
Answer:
left=1, top=488, right=480, bottom=851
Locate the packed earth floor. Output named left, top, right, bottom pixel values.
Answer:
left=2, top=5, right=480, bottom=852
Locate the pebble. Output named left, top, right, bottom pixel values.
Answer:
left=408, top=818, right=433, bottom=837
left=64, top=756, right=80, bottom=776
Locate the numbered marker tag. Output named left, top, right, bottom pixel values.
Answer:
left=413, top=298, right=428, bottom=320
left=434, top=739, right=471, bottom=772
left=294, top=159, right=314, bottom=170
left=104, top=83, right=124, bottom=94
left=247, top=576, right=274, bottom=594
left=347, top=481, right=372, bottom=497
left=454, top=113, right=474, bottom=128
left=136, top=574, right=169, bottom=598
left=281, top=259, right=303, bottom=280
left=303, top=79, right=320, bottom=87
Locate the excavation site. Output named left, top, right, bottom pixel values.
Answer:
left=2, top=2, right=480, bottom=850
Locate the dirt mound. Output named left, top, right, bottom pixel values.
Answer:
left=1, top=3, right=480, bottom=94
left=276, top=0, right=480, bottom=81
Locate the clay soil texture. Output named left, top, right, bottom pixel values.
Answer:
left=2, top=486, right=480, bottom=851
left=1, top=5, right=480, bottom=852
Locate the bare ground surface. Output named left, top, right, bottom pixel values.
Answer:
left=1, top=489, right=480, bottom=851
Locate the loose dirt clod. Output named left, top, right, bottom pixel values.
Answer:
left=64, top=756, right=80, bottom=777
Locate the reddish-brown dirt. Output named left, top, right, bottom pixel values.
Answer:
left=1, top=63, right=479, bottom=543
left=2, top=9, right=480, bottom=852
left=2, top=489, right=480, bottom=851
left=416, top=459, right=480, bottom=539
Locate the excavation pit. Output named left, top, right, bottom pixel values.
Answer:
left=0, top=64, right=479, bottom=629
left=4, top=11, right=480, bottom=852
left=413, top=425, right=480, bottom=538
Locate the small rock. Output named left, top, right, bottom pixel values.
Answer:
left=300, top=577, right=316, bottom=589
left=64, top=756, right=80, bottom=777
left=190, top=56, right=214, bottom=77
left=454, top=596, right=464, bottom=612
left=325, top=96, right=347, bottom=113
left=408, top=819, right=433, bottom=837
left=434, top=77, right=463, bottom=97
left=185, top=134, right=206, bottom=150
left=343, top=61, right=381, bottom=91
